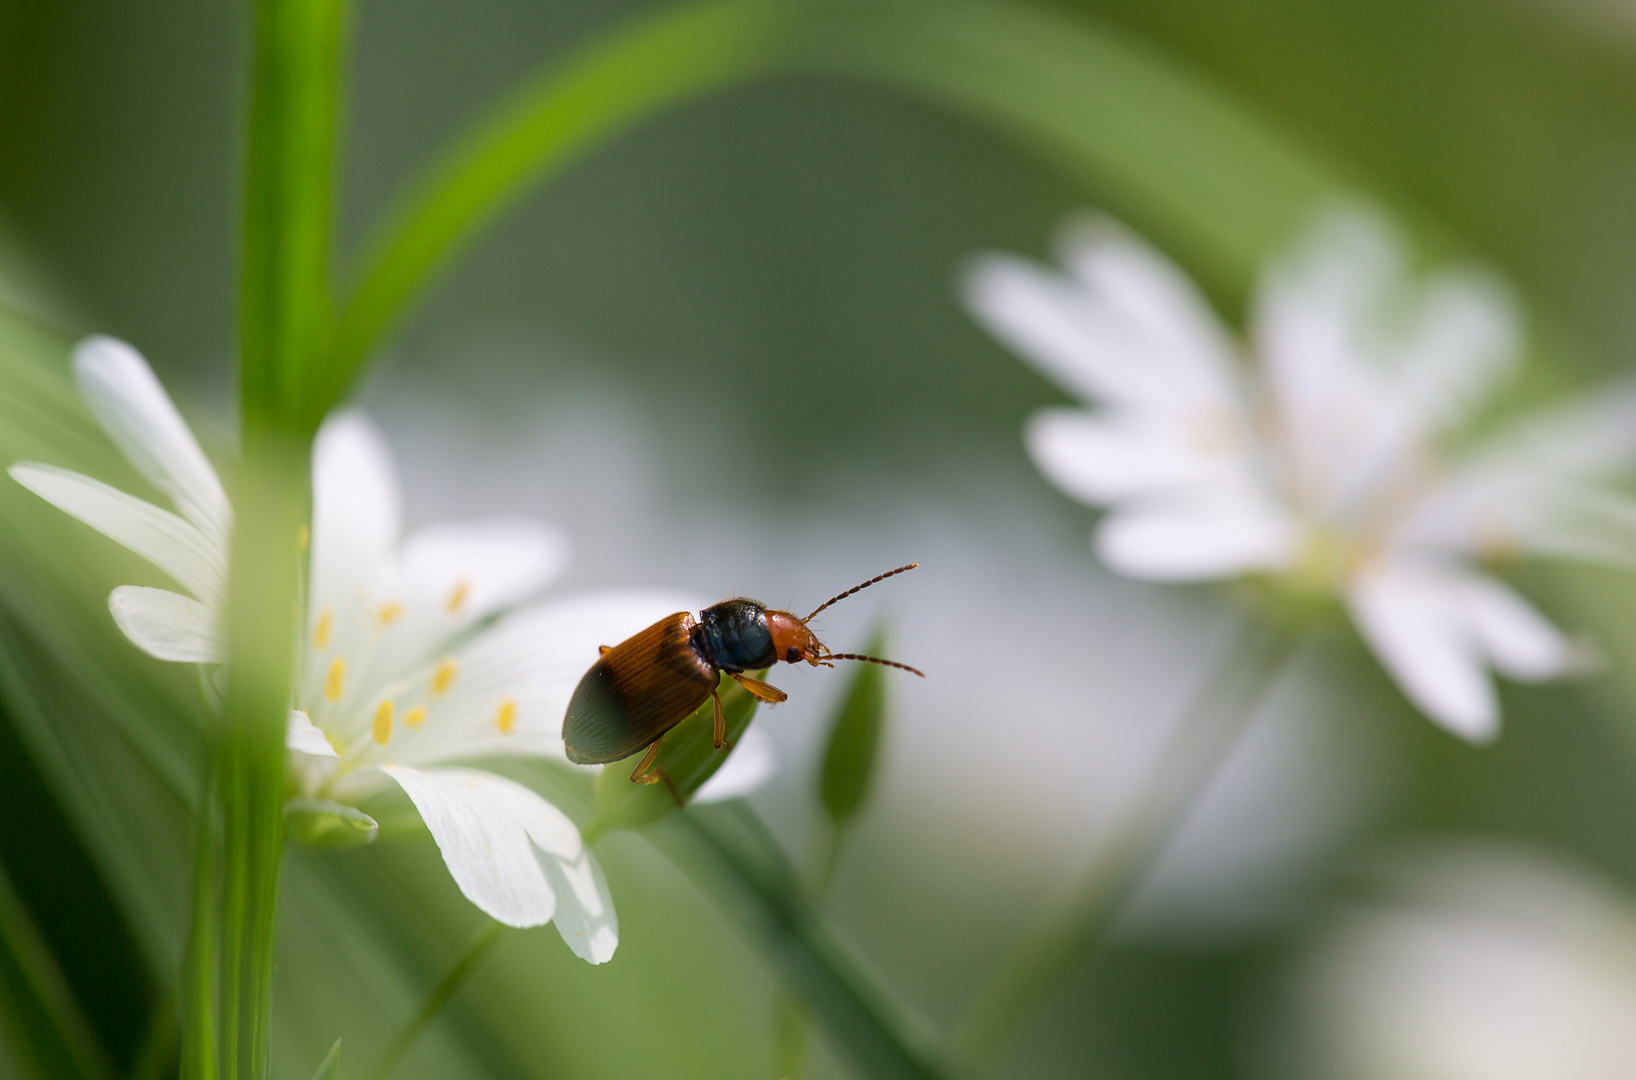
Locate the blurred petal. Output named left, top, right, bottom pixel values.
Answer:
left=395, top=518, right=572, bottom=628
left=380, top=765, right=617, bottom=961
left=108, top=585, right=220, bottom=663
left=1346, top=560, right=1497, bottom=742
left=964, top=224, right=1239, bottom=413
left=1095, top=486, right=1294, bottom=581
left=309, top=411, right=401, bottom=634
left=72, top=335, right=231, bottom=542
left=1026, top=407, right=1243, bottom=503
left=10, top=463, right=224, bottom=603
left=693, top=724, right=777, bottom=804
left=1457, top=575, right=1575, bottom=681
left=287, top=710, right=339, bottom=758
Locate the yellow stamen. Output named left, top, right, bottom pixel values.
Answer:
left=431, top=659, right=458, bottom=696
left=324, top=656, right=346, bottom=702
left=372, top=700, right=393, bottom=745
left=404, top=705, right=427, bottom=729
left=377, top=600, right=404, bottom=626
left=445, top=579, right=471, bottom=614
left=297, top=524, right=310, bottom=551
left=496, top=698, right=517, bottom=734
left=312, top=607, right=334, bottom=650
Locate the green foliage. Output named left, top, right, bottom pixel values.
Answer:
left=0, top=862, right=114, bottom=1080
left=819, top=628, right=891, bottom=829
left=586, top=673, right=763, bottom=837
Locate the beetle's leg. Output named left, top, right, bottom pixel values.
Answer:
left=628, top=740, right=664, bottom=785
left=598, top=645, right=612, bottom=656
left=729, top=671, right=788, bottom=704
left=712, top=689, right=725, bottom=749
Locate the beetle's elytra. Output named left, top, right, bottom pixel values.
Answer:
left=562, top=564, right=923, bottom=784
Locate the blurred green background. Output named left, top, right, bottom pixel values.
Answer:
left=5, top=0, right=1636, bottom=1077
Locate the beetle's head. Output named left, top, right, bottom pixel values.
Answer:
left=765, top=609, right=826, bottom=667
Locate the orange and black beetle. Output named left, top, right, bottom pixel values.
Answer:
left=563, top=564, right=922, bottom=783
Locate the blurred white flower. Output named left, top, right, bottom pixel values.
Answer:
left=1274, top=841, right=1636, bottom=1080
left=9, top=335, right=774, bottom=961
left=966, top=208, right=1636, bottom=741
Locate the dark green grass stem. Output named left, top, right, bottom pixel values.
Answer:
left=365, top=921, right=504, bottom=1080
left=952, top=621, right=1296, bottom=1070
left=667, top=803, right=959, bottom=1080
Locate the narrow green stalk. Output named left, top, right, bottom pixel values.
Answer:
left=365, top=921, right=504, bottom=1080
left=181, top=730, right=219, bottom=1080
left=213, top=0, right=348, bottom=1076
left=668, top=804, right=954, bottom=1080
left=774, top=820, right=843, bottom=1080
left=952, top=621, right=1295, bottom=1069
left=217, top=436, right=311, bottom=1080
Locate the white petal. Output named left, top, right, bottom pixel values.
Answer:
left=1346, top=561, right=1497, bottom=742
left=287, top=710, right=339, bottom=758
left=72, top=336, right=231, bottom=542
left=1094, top=486, right=1295, bottom=581
left=395, top=518, right=572, bottom=627
left=309, top=411, right=401, bottom=634
left=10, top=463, right=224, bottom=603
left=964, top=235, right=1240, bottom=414
left=693, top=724, right=777, bottom=804
left=380, top=765, right=617, bottom=961
left=108, top=585, right=220, bottom=663
left=1457, top=575, right=1575, bottom=681
left=1025, top=407, right=1244, bottom=504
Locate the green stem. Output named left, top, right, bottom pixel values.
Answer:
left=181, top=718, right=219, bottom=1080
left=215, top=0, right=347, bottom=1076
left=668, top=804, right=955, bottom=1080
left=217, top=437, right=309, bottom=1080
left=951, top=621, right=1295, bottom=1069
left=774, top=820, right=844, bottom=1080
left=365, top=922, right=504, bottom=1080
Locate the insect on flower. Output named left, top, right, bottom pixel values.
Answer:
left=563, top=564, right=924, bottom=783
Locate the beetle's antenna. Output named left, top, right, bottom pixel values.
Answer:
left=805, top=563, right=919, bottom=622
left=825, top=653, right=925, bottom=678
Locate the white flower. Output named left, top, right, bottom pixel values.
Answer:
left=10, top=336, right=775, bottom=961
left=1274, top=842, right=1636, bottom=1080
left=965, top=208, right=1636, bottom=741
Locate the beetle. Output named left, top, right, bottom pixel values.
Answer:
left=563, top=563, right=923, bottom=784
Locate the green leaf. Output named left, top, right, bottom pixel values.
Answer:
left=585, top=673, right=763, bottom=837
left=324, top=0, right=1346, bottom=426
left=819, top=628, right=890, bottom=829
left=283, top=799, right=379, bottom=850
left=307, top=1039, right=341, bottom=1080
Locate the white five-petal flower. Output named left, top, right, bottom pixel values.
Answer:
left=965, top=209, right=1636, bottom=741
left=9, top=335, right=774, bottom=962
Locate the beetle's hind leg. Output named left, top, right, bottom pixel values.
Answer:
left=629, top=740, right=664, bottom=784
left=712, top=689, right=726, bottom=749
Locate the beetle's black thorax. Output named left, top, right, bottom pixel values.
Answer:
left=694, top=598, right=777, bottom=671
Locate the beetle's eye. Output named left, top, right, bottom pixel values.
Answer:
left=786, top=646, right=801, bottom=664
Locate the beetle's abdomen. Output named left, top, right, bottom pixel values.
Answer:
left=562, top=612, right=719, bottom=764
left=697, top=599, right=778, bottom=671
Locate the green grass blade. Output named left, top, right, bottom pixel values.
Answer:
left=321, top=0, right=795, bottom=424
left=323, top=0, right=1344, bottom=423
left=0, top=860, right=116, bottom=1080
left=666, top=803, right=958, bottom=1080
